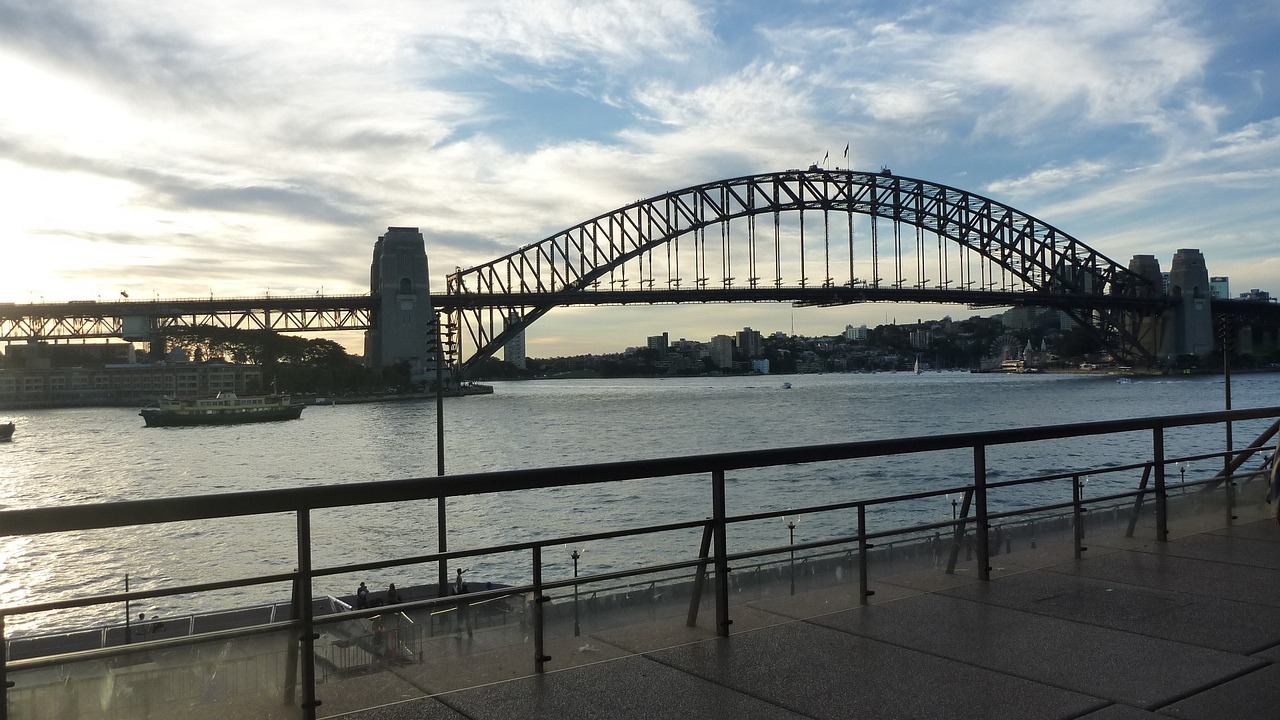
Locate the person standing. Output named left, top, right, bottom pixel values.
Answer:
left=387, top=583, right=401, bottom=604
left=356, top=582, right=369, bottom=609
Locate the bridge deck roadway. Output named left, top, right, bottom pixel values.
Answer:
left=339, top=494, right=1280, bottom=720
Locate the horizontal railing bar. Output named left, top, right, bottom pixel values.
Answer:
left=7, top=616, right=304, bottom=672
left=309, top=518, right=709, bottom=580
left=2, top=571, right=298, bottom=617
left=3, top=406, right=1275, bottom=536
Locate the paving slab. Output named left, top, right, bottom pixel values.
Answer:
left=333, top=696, right=469, bottom=720
left=1206, top=519, right=1280, bottom=541
left=647, top=621, right=1105, bottom=720
left=937, top=568, right=1280, bottom=654
left=809, top=592, right=1264, bottom=709
left=1077, top=705, right=1164, bottom=720
left=1153, top=531, right=1280, bottom=569
left=1052, top=544, right=1280, bottom=607
left=1157, top=664, right=1280, bottom=720
left=434, top=654, right=808, bottom=720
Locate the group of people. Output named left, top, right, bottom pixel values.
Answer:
left=354, top=570, right=471, bottom=610
left=133, top=612, right=165, bottom=637
left=354, top=581, right=401, bottom=609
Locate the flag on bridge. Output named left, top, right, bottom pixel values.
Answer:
left=843, top=143, right=849, bottom=157
left=823, top=151, right=828, bottom=164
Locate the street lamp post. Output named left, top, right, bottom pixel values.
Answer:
left=785, top=515, right=799, bottom=595
left=571, top=548, right=582, bottom=636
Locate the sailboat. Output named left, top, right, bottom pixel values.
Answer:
left=913, top=355, right=922, bottom=375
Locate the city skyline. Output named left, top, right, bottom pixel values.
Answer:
left=3, top=1, right=1279, bottom=356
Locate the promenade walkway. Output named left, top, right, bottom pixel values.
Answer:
left=338, top=498, right=1280, bottom=719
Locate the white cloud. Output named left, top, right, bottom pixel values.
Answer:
left=985, top=161, right=1112, bottom=197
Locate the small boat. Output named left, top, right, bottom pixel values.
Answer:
left=0, top=421, right=13, bottom=441
left=914, top=356, right=922, bottom=375
left=782, top=382, right=792, bottom=390
left=140, top=392, right=304, bottom=427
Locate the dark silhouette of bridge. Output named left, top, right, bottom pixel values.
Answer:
left=2, top=168, right=1276, bottom=376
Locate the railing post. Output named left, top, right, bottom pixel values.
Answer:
left=1125, top=464, right=1151, bottom=538
left=711, top=469, right=731, bottom=638
left=945, top=488, right=973, bottom=574
left=974, top=445, right=990, bottom=581
left=532, top=546, right=551, bottom=672
left=686, top=520, right=713, bottom=627
left=1153, top=428, right=1168, bottom=542
left=1, top=614, right=9, bottom=720
left=857, top=504, right=874, bottom=605
left=296, top=509, right=319, bottom=719
left=1072, top=474, right=1088, bottom=559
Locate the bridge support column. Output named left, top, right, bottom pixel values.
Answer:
left=364, top=227, right=436, bottom=386
left=1163, top=249, right=1214, bottom=362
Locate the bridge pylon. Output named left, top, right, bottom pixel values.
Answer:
left=1164, top=249, right=1215, bottom=361
left=364, top=227, right=439, bottom=385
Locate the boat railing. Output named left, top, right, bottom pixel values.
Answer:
left=1, top=405, right=1277, bottom=720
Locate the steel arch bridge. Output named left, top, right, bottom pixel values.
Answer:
left=445, top=167, right=1166, bottom=375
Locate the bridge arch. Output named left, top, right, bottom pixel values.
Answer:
left=445, top=168, right=1163, bottom=375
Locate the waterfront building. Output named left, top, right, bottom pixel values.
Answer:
left=708, top=335, right=734, bottom=369
left=646, top=333, right=669, bottom=353
left=0, top=362, right=263, bottom=408
left=2, top=341, right=137, bottom=369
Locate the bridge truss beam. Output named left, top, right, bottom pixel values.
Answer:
left=447, top=168, right=1164, bottom=375
left=0, top=297, right=376, bottom=343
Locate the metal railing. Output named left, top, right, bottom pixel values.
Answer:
left=1, top=405, right=1277, bottom=719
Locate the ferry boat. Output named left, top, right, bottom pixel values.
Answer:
left=139, top=392, right=305, bottom=427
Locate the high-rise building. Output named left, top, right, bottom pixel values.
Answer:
left=504, top=312, right=526, bottom=370
left=1209, top=276, right=1230, bottom=299
left=735, top=327, right=763, bottom=357
left=647, top=333, right=669, bottom=353
left=844, top=324, right=869, bottom=341
left=709, top=335, right=735, bottom=369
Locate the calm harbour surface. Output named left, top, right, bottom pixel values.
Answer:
left=1, top=371, right=1278, bottom=635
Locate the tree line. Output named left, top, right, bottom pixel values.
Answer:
left=162, top=327, right=412, bottom=395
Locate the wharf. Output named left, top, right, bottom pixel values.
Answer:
left=341, top=505, right=1280, bottom=719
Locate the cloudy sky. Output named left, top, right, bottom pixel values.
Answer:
left=2, top=0, right=1278, bottom=356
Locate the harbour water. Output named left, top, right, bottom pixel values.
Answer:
left=1, top=371, right=1277, bottom=636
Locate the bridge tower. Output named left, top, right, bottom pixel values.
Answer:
left=1127, top=254, right=1165, bottom=362
left=1125, top=249, right=1214, bottom=364
left=364, top=227, right=435, bottom=384
left=1164, top=248, right=1215, bottom=361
